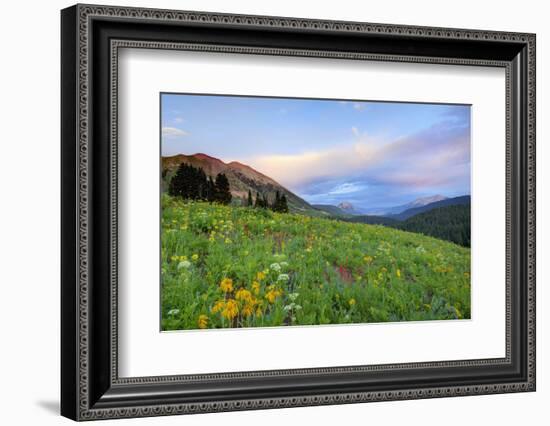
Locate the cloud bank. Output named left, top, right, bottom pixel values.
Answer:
left=244, top=120, right=470, bottom=209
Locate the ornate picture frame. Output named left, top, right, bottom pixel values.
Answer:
left=61, top=4, right=535, bottom=421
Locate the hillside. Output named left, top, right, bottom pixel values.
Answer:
left=162, top=153, right=320, bottom=215
left=337, top=201, right=362, bottom=215
left=161, top=195, right=471, bottom=330
left=394, top=204, right=471, bottom=247
left=389, top=195, right=471, bottom=220
left=322, top=196, right=470, bottom=246
left=342, top=214, right=399, bottom=226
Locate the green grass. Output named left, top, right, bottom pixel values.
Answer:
left=161, top=195, right=471, bottom=330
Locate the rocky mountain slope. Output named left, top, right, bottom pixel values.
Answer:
left=162, top=153, right=320, bottom=215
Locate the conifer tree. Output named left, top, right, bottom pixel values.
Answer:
left=197, top=167, right=207, bottom=200
left=169, top=163, right=193, bottom=198
left=206, top=176, right=216, bottom=202
left=214, top=173, right=232, bottom=205
left=247, top=189, right=253, bottom=207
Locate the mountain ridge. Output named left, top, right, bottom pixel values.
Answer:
left=405, top=194, right=448, bottom=208
left=388, top=195, right=471, bottom=221
left=364, top=194, right=448, bottom=216
left=341, top=199, right=471, bottom=246
left=161, top=153, right=320, bottom=215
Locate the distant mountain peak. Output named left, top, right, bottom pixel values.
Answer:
left=364, top=194, right=450, bottom=216
left=391, top=195, right=470, bottom=220
left=408, top=194, right=448, bottom=208
left=337, top=202, right=355, bottom=211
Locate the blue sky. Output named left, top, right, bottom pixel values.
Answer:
left=161, top=93, right=471, bottom=211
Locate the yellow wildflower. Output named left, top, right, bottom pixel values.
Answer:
left=197, top=314, right=209, bottom=329
left=219, top=278, right=233, bottom=293
left=235, top=288, right=253, bottom=303
left=256, top=271, right=266, bottom=281
left=348, top=298, right=356, bottom=307
left=265, top=287, right=282, bottom=304
left=255, top=301, right=264, bottom=317
left=241, top=304, right=254, bottom=318
left=396, top=269, right=401, bottom=278
left=251, top=281, right=260, bottom=295
left=221, top=299, right=239, bottom=320
left=211, top=300, right=225, bottom=314
left=191, top=253, right=199, bottom=261
left=363, top=255, right=373, bottom=264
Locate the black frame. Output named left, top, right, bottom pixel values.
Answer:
left=61, top=4, right=536, bottom=421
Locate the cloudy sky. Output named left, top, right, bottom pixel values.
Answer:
left=161, top=93, right=471, bottom=211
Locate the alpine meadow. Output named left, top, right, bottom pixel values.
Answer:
left=160, top=94, right=471, bottom=331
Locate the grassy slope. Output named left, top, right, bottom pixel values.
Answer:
left=161, top=196, right=471, bottom=331
left=342, top=214, right=399, bottom=226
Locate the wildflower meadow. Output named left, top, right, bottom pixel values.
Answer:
left=161, top=194, right=471, bottom=331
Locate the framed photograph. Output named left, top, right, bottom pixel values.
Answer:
left=61, top=4, right=536, bottom=421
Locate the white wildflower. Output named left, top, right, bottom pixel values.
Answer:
left=167, top=309, right=180, bottom=316
left=270, top=263, right=281, bottom=272
left=277, top=273, right=290, bottom=282
left=288, top=292, right=299, bottom=302
left=283, top=302, right=302, bottom=312
left=177, top=260, right=192, bottom=269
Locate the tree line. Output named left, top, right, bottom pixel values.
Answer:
left=247, top=189, right=289, bottom=213
left=394, top=204, right=471, bottom=247
left=341, top=204, right=470, bottom=247
left=168, top=162, right=289, bottom=213
left=169, top=163, right=232, bottom=204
